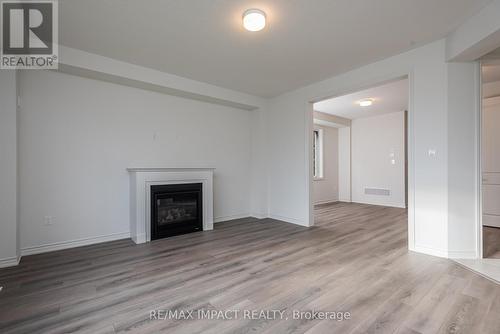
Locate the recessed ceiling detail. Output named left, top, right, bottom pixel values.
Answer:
left=314, top=79, right=408, bottom=120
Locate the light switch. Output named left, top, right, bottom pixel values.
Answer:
left=428, top=149, right=437, bottom=157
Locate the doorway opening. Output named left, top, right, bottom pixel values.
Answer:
left=309, top=77, right=410, bottom=247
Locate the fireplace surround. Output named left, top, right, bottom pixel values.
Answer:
left=127, top=168, right=214, bottom=244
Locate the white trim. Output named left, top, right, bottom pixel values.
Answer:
left=412, top=245, right=476, bottom=259
left=269, top=214, right=308, bottom=227
left=314, top=199, right=339, bottom=206
left=250, top=213, right=268, bottom=219
left=350, top=200, right=406, bottom=209
left=0, top=256, right=20, bottom=268
left=312, top=128, right=324, bottom=180
left=476, top=62, right=483, bottom=259
left=413, top=244, right=449, bottom=258
left=306, top=103, right=314, bottom=227
left=214, top=213, right=251, bottom=223
left=20, top=231, right=130, bottom=256
left=448, top=250, right=478, bottom=259
left=407, top=71, right=416, bottom=252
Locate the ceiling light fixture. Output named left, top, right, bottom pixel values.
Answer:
left=358, top=99, right=373, bottom=107
left=243, top=9, right=266, bottom=32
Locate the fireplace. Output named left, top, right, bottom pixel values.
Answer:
left=128, top=168, right=214, bottom=244
left=150, top=183, right=203, bottom=240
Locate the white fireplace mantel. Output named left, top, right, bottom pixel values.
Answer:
left=127, top=168, right=214, bottom=244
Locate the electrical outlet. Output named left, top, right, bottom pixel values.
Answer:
left=44, top=216, right=54, bottom=225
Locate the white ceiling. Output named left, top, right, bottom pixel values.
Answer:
left=314, top=79, right=408, bottom=119
left=59, top=0, right=492, bottom=97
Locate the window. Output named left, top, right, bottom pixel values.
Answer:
left=313, top=129, right=324, bottom=179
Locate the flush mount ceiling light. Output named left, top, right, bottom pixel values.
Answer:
left=358, top=99, right=374, bottom=107
left=243, top=9, right=266, bottom=32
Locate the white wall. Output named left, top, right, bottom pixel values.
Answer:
left=249, top=107, right=269, bottom=218
left=313, top=125, right=338, bottom=204
left=338, top=127, right=351, bottom=202
left=266, top=96, right=311, bottom=225
left=18, top=70, right=254, bottom=251
left=351, top=112, right=406, bottom=208
left=0, top=71, right=19, bottom=267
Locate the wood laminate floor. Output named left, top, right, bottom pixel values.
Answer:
left=1, top=202, right=500, bottom=333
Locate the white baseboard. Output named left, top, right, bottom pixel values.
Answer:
left=0, top=256, right=20, bottom=268
left=314, top=199, right=339, bottom=206
left=250, top=213, right=268, bottom=219
left=268, top=214, right=309, bottom=227
left=351, top=200, right=406, bottom=209
left=413, top=244, right=477, bottom=259
left=413, top=244, right=448, bottom=258
left=448, top=250, right=478, bottom=259
left=21, top=231, right=131, bottom=256
left=214, top=213, right=252, bottom=223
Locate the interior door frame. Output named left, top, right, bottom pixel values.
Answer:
left=306, top=73, right=414, bottom=250
left=477, top=61, right=484, bottom=259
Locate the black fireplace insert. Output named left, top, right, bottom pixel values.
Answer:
left=150, top=183, right=203, bottom=240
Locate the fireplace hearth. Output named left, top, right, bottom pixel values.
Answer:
left=151, top=183, right=203, bottom=240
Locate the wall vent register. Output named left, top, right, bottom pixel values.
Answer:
left=364, top=188, right=391, bottom=196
